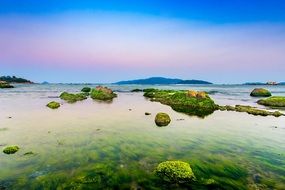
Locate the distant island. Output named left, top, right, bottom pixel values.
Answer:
left=115, top=77, right=212, bottom=85
left=0, top=76, right=33, bottom=83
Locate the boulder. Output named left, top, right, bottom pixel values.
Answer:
left=155, top=113, right=171, bottom=126
left=155, top=161, right=195, bottom=183
left=257, top=96, right=285, bottom=107
left=250, top=88, right=271, bottom=97
left=3, top=145, right=19, bottom=154
left=46, top=101, right=60, bottom=109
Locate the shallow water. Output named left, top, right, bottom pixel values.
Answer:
left=0, top=84, right=285, bottom=189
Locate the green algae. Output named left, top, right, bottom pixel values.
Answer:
left=3, top=145, right=19, bottom=154
left=144, top=89, right=218, bottom=117
left=257, top=96, right=285, bottom=107
left=250, top=88, right=271, bottom=97
left=46, top=101, right=60, bottom=109
left=60, top=92, right=88, bottom=103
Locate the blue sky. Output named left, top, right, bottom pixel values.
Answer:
left=0, top=0, right=285, bottom=83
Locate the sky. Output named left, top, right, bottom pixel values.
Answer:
left=0, top=0, right=285, bottom=83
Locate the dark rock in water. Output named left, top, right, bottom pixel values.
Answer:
left=155, top=161, right=195, bottom=183
left=81, top=87, right=91, bottom=93
left=0, top=81, right=14, bottom=89
left=60, top=92, right=88, bottom=103
left=144, top=89, right=217, bottom=117
left=131, top=89, right=143, bottom=92
left=3, top=145, right=19, bottom=154
left=155, top=113, right=171, bottom=126
left=253, top=174, right=262, bottom=183
left=250, top=88, right=271, bottom=97
left=129, top=109, right=132, bottom=111
left=90, top=86, right=117, bottom=101
left=145, top=112, right=151, bottom=115
left=23, top=151, right=35, bottom=156
left=257, top=96, right=285, bottom=107
left=46, top=101, right=60, bottom=109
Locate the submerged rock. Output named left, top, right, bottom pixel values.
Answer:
left=90, top=86, right=117, bottom=101
left=46, top=101, right=60, bottom=109
left=257, top=96, right=285, bottom=107
left=131, top=89, right=143, bottom=92
left=0, top=81, right=14, bottom=88
left=3, top=145, right=19, bottom=154
left=145, top=112, right=151, bottom=115
left=60, top=92, right=87, bottom=103
left=155, top=113, right=171, bottom=126
left=219, top=105, right=284, bottom=117
left=155, top=161, right=195, bottom=183
left=250, top=88, right=271, bottom=97
left=81, top=87, right=91, bottom=93
left=144, top=89, right=218, bottom=117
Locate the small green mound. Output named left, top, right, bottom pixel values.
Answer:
left=46, top=101, right=60, bottom=109
left=90, top=86, right=117, bottom=101
left=257, top=96, right=285, bottom=107
left=144, top=89, right=217, bottom=117
left=3, top=145, right=19, bottom=154
left=155, top=112, right=171, bottom=126
left=155, top=161, right=195, bottom=183
left=0, top=81, right=14, bottom=88
left=250, top=88, right=271, bottom=97
left=60, top=92, right=87, bottom=103
left=81, top=87, right=91, bottom=93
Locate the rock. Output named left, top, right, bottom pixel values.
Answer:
left=3, top=145, right=19, bottom=154
left=81, top=87, right=91, bottom=93
left=250, top=88, right=271, bottom=97
left=0, top=81, right=14, bottom=88
left=23, top=151, right=35, bottom=156
left=219, top=104, right=284, bottom=117
left=155, top=113, right=171, bottom=126
left=155, top=161, right=195, bottom=183
left=144, top=89, right=217, bottom=117
left=145, top=112, right=151, bottom=115
left=46, top=101, right=60, bottom=109
left=90, top=86, right=117, bottom=101
left=131, top=89, right=143, bottom=92
left=60, top=92, right=87, bottom=103
left=257, top=96, right=285, bottom=107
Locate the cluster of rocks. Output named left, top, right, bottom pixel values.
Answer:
left=46, top=86, right=117, bottom=109
left=0, top=81, right=14, bottom=88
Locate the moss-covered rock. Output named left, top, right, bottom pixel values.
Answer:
left=3, top=145, right=19, bottom=154
left=144, top=89, right=218, bottom=117
left=257, top=96, right=285, bottom=107
left=90, top=86, right=117, bottom=101
left=46, top=101, right=60, bottom=109
left=155, top=113, right=171, bottom=126
left=60, top=92, right=87, bottom=103
left=155, top=161, right=195, bottom=183
left=0, top=81, right=14, bottom=88
left=219, top=105, right=284, bottom=117
left=81, top=87, right=91, bottom=93
left=250, top=88, right=271, bottom=97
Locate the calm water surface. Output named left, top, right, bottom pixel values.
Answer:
left=0, top=84, right=285, bottom=189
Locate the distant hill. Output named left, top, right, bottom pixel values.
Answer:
left=115, top=77, right=212, bottom=85
left=0, top=76, right=33, bottom=83
left=279, top=82, right=285, bottom=85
